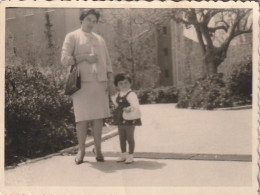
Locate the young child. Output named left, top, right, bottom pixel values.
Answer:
left=111, top=73, right=142, bottom=164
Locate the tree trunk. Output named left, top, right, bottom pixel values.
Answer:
left=204, top=49, right=223, bottom=76
left=207, top=61, right=218, bottom=75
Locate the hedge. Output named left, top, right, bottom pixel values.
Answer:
left=5, top=65, right=77, bottom=166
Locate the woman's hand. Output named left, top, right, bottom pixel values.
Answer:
left=86, top=54, right=98, bottom=64
left=75, top=54, right=98, bottom=64
left=75, top=54, right=88, bottom=64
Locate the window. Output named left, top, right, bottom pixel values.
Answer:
left=163, top=26, right=167, bottom=35
left=164, top=48, right=168, bottom=56
left=165, top=69, right=169, bottom=78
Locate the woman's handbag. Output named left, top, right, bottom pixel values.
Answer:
left=64, top=64, right=81, bottom=96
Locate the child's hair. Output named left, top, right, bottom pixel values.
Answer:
left=114, top=73, right=132, bottom=87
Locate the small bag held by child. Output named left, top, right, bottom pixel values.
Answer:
left=123, top=107, right=141, bottom=120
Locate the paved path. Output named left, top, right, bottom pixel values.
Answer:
left=5, top=104, right=252, bottom=187
left=101, top=104, right=251, bottom=155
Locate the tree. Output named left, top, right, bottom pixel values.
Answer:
left=170, top=9, right=252, bottom=76
left=44, top=10, right=60, bottom=67
left=100, top=9, right=161, bottom=89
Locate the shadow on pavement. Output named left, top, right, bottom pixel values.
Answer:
left=88, top=159, right=166, bottom=173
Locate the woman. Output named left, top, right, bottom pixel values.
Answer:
left=61, top=9, right=114, bottom=164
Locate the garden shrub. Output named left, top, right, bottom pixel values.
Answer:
left=5, top=65, right=77, bottom=166
left=136, top=86, right=178, bottom=104
left=225, top=58, right=252, bottom=105
left=177, top=59, right=252, bottom=109
left=177, top=74, right=231, bottom=110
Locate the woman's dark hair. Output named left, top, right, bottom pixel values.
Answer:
left=114, top=73, right=132, bottom=87
left=80, top=9, right=100, bottom=23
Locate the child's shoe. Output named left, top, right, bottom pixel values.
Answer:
left=116, top=152, right=127, bottom=162
left=125, top=154, right=134, bottom=164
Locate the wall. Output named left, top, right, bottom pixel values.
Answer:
left=157, top=20, right=174, bottom=86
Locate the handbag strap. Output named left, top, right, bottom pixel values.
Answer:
left=70, top=44, right=77, bottom=73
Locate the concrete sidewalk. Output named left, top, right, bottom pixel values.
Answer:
left=5, top=155, right=251, bottom=186
left=100, top=104, right=251, bottom=155
left=5, top=104, right=252, bottom=187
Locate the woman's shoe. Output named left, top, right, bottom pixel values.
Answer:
left=96, top=156, right=104, bottom=162
left=116, top=152, right=127, bottom=162
left=125, top=154, right=134, bottom=164
left=75, top=157, right=83, bottom=165
left=75, top=150, right=85, bottom=165
left=93, top=147, right=104, bottom=162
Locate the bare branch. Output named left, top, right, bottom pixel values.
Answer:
left=195, top=28, right=206, bottom=53
left=230, top=9, right=252, bottom=39
left=208, top=26, right=228, bottom=33
left=234, top=27, right=252, bottom=37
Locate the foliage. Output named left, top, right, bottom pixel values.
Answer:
left=177, top=59, right=252, bottom=109
left=177, top=74, right=231, bottom=109
left=5, top=65, right=77, bottom=166
left=44, top=11, right=59, bottom=67
left=137, top=86, right=178, bottom=104
left=225, top=58, right=252, bottom=101
left=5, top=13, right=77, bottom=166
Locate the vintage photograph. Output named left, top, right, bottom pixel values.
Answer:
left=1, top=1, right=258, bottom=194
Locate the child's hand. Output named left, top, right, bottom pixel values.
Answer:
left=123, top=107, right=133, bottom=113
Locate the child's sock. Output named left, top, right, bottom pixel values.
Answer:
left=125, top=153, right=134, bottom=164
left=116, top=152, right=127, bottom=162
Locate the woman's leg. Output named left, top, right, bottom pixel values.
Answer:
left=76, top=121, right=87, bottom=159
left=118, top=125, right=127, bottom=153
left=92, top=119, right=103, bottom=158
left=125, top=126, right=135, bottom=154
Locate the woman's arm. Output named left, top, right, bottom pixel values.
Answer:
left=107, top=73, right=116, bottom=95
left=104, top=40, right=113, bottom=73
left=110, top=93, right=118, bottom=108
left=61, top=33, right=76, bottom=66
left=103, top=38, right=116, bottom=95
left=75, top=53, right=97, bottom=64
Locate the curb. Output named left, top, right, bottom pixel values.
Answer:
left=5, top=128, right=118, bottom=170
left=215, top=105, right=252, bottom=110
left=84, top=152, right=251, bottom=162
left=59, top=128, right=118, bottom=154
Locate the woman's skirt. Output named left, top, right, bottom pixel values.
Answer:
left=71, top=80, right=110, bottom=122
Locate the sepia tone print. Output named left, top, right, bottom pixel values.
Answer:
left=0, top=1, right=258, bottom=195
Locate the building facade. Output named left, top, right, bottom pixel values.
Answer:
left=156, top=19, right=252, bottom=88
left=6, top=8, right=81, bottom=49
